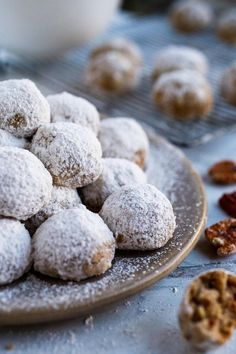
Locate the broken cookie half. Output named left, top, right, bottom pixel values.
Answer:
left=178, top=269, right=236, bottom=351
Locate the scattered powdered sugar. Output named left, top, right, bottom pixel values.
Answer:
left=172, top=0, right=212, bottom=25
left=25, top=186, right=81, bottom=235
left=80, top=158, right=147, bottom=212
left=152, top=45, right=208, bottom=80
left=0, top=79, right=50, bottom=138
left=153, top=69, right=211, bottom=103
left=30, top=122, right=102, bottom=188
left=100, top=184, right=176, bottom=250
left=0, top=218, right=32, bottom=285
left=47, top=92, right=100, bottom=135
left=0, top=129, right=28, bottom=149
left=99, top=118, right=149, bottom=169
left=33, top=206, right=115, bottom=282
left=0, top=127, right=204, bottom=319
left=0, top=147, right=52, bottom=220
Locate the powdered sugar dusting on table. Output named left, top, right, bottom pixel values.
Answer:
left=0, top=126, right=204, bottom=317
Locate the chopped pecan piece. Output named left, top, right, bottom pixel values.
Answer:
left=219, top=192, right=236, bottom=218
left=179, top=270, right=236, bottom=350
left=205, top=219, right=236, bottom=256
left=208, top=160, right=236, bottom=185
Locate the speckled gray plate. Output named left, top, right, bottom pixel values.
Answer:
left=0, top=124, right=207, bottom=326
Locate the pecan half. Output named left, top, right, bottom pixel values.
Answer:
left=219, top=192, right=236, bottom=218
left=208, top=160, right=236, bottom=185
left=205, top=219, right=236, bottom=256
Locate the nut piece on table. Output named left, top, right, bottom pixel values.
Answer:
left=208, top=160, right=236, bottom=185
left=178, top=269, right=236, bottom=351
left=205, top=219, right=236, bottom=256
left=219, top=192, right=236, bottom=218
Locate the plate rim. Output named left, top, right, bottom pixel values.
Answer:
left=0, top=131, right=207, bottom=326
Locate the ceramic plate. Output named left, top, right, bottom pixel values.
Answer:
left=0, top=124, right=207, bottom=326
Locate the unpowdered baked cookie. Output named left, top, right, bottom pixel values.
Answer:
left=47, top=92, right=100, bottom=135
left=0, top=218, right=32, bottom=285
left=86, top=38, right=142, bottom=94
left=26, top=186, right=81, bottom=235
left=179, top=269, right=236, bottom=351
left=100, top=184, right=176, bottom=250
left=152, top=45, right=208, bottom=81
left=220, top=62, right=236, bottom=105
left=0, top=79, right=50, bottom=137
left=0, top=128, right=28, bottom=148
left=80, top=158, right=147, bottom=212
left=99, top=118, right=149, bottom=169
left=153, top=69, right=213, bottom=120
left=217, top=9, right=236, bottom=45
left=0, top=147, right=52, bottom=220
left=33, top=206, right=115, bottom=281
left=30, top=122, right=102, bottom=188
left=170, top=0, right=213, bottom=33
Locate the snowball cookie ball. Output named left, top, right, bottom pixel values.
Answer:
left=26, top=186, right=81, bottom=235
left=152, top=46, right=208, bottom=81
left=0, top=147, right=52, bottom=220
left=47, top=92, right=100, bottom=135
left=0, top=218, right=32, bottom=285
left=0, top=79, right=50, bottom=138
left=90, top=37, right=142, bottom=67
left=153, top=70, right=213, bottom=120
left=86, top=51, right=141, bottom=94
left=0, top=128, right=28, bottom=148
left=170, top=0, right=213, bottom=33
left=30, top=122, right=102, bottom=188
left=99, top=118, right=149, bottom=169
left=33, top=206, right=115, bottom=281
left=220, top=62, right=236, bottom=106
left=100, top=184, right=176, bottom=250
left=217, top=9, right=236, bottom=45
left=81, top=158, right=147, bottom=213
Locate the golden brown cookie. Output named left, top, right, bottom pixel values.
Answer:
left=170, top=0, right=213, bottom=33
left=218, top=9, right=236, bottom=45
left=221, top=62, right=236, bottom=105
left=153, top=69, right=213, bottom=120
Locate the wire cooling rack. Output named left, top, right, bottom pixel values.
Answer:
left=2, top=12, right=236, bottom=146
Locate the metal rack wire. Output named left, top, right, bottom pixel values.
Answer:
left=3, top=13, right=236, bottom=146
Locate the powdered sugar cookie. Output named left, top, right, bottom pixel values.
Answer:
left=99, top=118, right=149, bottom=169
left=33, top=206, right=115, bottom=281
left=81, top=158, right=147, bottom=212
left=0, top=128, right=28, bottom=148
left=218, top=9, right=236, bottom=45
left=90, top=37, right=142, bottom=66
left=100, top=184, right=176, bottom=250
left=0, top=218, right=32, bottom=285
left=170, top=0, right=213, bottom=33
left=0, top=147, right=52, bottom=220
left=0, top=79, right=50, bottom=137
left=86, top=38, right=142, bottom=94
left=30, top=122, right=102, bottom=188
left=221, top=62, right=236, bottom=105
left=152, top=45, right=208, bottom=81
left=47, top=92, right=100, bottom=134
left=153, top=69, right=213, bottom=120
left=26, top=186, right=81, bottom=235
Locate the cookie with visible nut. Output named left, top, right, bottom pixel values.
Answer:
left=179, top=269, right=236, bottom=351
left=208, top=160, right=236, bottom=184
left=205, top=219, right=236, bottom=256
left=219, top=192, right=236, bottom=218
